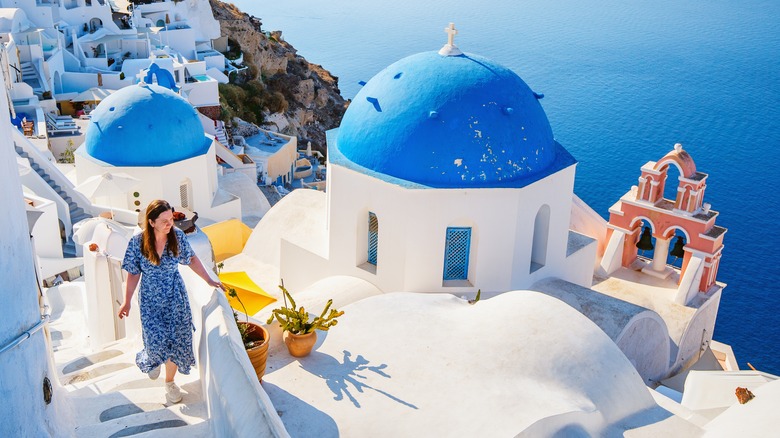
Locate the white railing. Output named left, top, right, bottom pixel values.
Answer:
left=13, top=128, right=95, bottom=236
left=181, top=269, right=289, bottom=437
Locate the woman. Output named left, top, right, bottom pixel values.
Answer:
left=118, top=200, right=223, bottom=404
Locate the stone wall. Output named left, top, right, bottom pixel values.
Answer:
left=197, top=105, right=222, bottom=121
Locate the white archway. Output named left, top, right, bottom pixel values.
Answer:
left=530, top=205, right=550, bottom=273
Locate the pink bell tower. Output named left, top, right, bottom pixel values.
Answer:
left=603, top=144, right=726, bottom=296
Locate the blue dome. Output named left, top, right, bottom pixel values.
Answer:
left=84, top=84, right=209, bottom=166
left=335, top=51, right=557, bottom=188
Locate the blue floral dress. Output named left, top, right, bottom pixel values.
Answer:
left=122, top=228, right=196, bottom=375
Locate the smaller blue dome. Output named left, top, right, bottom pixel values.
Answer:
left=84, top=84, right=209, bottom=166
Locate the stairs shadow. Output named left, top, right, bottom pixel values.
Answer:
left=99, top=402, right=167, bottom=423
left=62, top=349, right=123, bottom=375
left=107, top=419, right=188, bottom=438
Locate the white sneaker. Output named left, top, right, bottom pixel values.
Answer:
left=148, top=365, right=161, bottom=380
left=165, top=381, right=182, bottom=404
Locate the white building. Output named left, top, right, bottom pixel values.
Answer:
left=1, top=0, right=253, bottom=261
left=321, top=51, right=594, bottom=294
left=251, top=45, right=595, bottom=297
left=0, top=53, right=71, bottom=436
left=0, top=0, right=224, bottom=115
left=74, top=80, right=241, bottom=223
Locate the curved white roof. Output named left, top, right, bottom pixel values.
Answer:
left=0, top=8, right=31, bottom=34
left=261, top=291, right=658, bottom=436
left=703, top=378, right=780, bottom=437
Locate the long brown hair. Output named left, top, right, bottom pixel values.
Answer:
left=141, top=200, right=179, bottom=265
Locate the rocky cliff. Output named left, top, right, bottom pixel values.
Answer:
left=209, top=0, right=348, bottom=154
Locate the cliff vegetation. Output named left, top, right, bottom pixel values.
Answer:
left=210, top=0, right=349, bottom=154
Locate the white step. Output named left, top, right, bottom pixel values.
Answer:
left=73, top=392, right=208, bottom=438
left=49, top=282, right=209, bottom=437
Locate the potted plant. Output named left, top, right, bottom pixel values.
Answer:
left=172, top=209, right=198, bottom=233
left=266, top=281, right=344, bottom=357
left=217, top=263, right=269, bottom=381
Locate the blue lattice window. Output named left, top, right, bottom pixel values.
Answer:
left=443, top=227, right=471, bottom=280
left=367, top=212, right=378, bottom=265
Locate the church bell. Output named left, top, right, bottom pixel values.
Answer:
left=636, top=227, right=654, bottom=251
left=670, top=236, right=686, bottom=259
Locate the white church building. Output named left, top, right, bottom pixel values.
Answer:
left=74, top=78, right=241, bottom=223
left=275, top=46, right=594, bottom=296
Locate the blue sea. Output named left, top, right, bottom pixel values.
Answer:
left=233, top=0, right=780, bottom=374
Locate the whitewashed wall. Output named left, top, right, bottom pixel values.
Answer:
left=672, top=290, right=722, bottom=374
left=60, top=71, right=133, bottom=94
left=159, top=27, right=196, bottom=60
left=10, top=0, right=57, bottom=28
left=0, top=68, right=72, bottom=437
left=75, top=143, right=241, bottom=223
left=322, top=162, right=577, bottom=294
left=181, top=79, right=219, bottom=107
left=60, top=3, right=122, bottom=37
left=26, top=194, right=63, bottom=259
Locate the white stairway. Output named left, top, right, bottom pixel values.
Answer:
left=21, top=62, right=43, bottom=94
left=214, top=125, right=229, bottom=145
left=48, top=283, right=210, bottom=437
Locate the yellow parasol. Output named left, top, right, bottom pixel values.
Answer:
left=218, top=271, right=276, bottom=316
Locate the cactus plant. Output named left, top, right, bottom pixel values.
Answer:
left=266, top=282, right=344, bottom=335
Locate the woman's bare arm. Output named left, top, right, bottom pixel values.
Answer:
left=188, top=255, right=225, bottom=290
left=118, top=272, right=140, bottom=319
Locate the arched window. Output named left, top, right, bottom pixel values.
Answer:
left=443, top=227, right=471, bottom=280
left=53, top=72, right=62, bottom=94
left=89, top=18, right=103, bottom=33
left=660, top=162, right=683, bottom=203
left=367, top=212, right=378, bottom=266
left=530, top=205, right=550, bottom=273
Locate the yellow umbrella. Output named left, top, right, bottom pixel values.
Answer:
left=218, top=271, right=276, bottom=316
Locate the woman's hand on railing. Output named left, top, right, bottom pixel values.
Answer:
left=206, top=278, right=226, bottom=291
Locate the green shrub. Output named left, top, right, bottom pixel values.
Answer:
left=218, top=77, right=291, bottom=124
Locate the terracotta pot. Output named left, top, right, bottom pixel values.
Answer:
left=283, top=330, right=317, bottom=357
left=241, top=322, right=269, bottom=382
